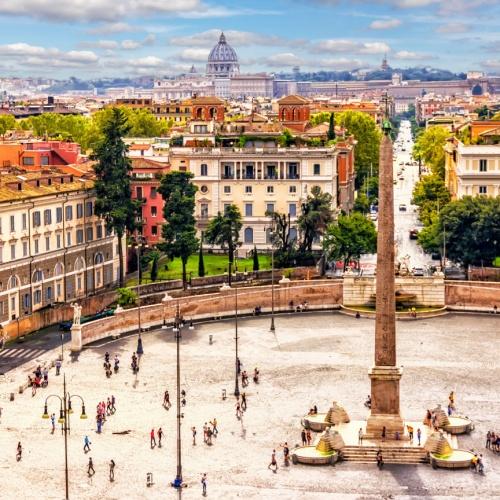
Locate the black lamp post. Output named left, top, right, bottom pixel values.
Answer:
left=42, top=374, right=87, bottom=500
left=172, top=302, right=184, bottom=488
left=60, top=331, right=64, bottom=361
left=234, top=286, right=240, bottom=397
left=134, top=236, right=147, bottom=356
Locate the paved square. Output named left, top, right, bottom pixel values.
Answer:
left=0, top=312, right=499, bottom=499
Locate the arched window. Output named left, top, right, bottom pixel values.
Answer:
left=244, top=227, right=253, bottom=244
left=292, top=108, right=298, bottom=121
left=7, top=275, right=19, bottom=289
left=209, top=107, right=216, bottom=119
left=32, top=269, right=44, bottom=282
left=75, top=257, right=85, bottom=271
left=94, top=253, right=104, bottom=265
left=54, top=262, right=64, bottom=276
left=196, top=107, right=203, bottom=119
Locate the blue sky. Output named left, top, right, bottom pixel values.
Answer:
left=0, top=0, right=498, bottom=78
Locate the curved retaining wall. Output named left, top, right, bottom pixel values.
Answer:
left=77, top=280, right=343, bottom=348
left=445, top=281, right=500, bottom=310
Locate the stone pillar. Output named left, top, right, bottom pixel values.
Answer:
left=366, top=125, right=405, bottom=439
left=70, top=324, right=82, bottom=353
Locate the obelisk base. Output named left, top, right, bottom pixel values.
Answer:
left=365, top=365, right=405, bottom=439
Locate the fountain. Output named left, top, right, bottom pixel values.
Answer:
left=424, top=430, right=475, bottom=469
left=292, top=428, right=344, bottom=465
left=430, top=404, right=474, bottom=435
left=301, top=401, right=350, bottom=432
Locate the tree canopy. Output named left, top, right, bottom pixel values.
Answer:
left=412, top=173, right=451, bottom=225
left=412, top=126, right=450, bottom=179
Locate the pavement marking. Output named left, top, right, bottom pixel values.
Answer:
left=0, top=347, right=47, bottom=361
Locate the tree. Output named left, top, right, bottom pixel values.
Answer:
left=267, top=211, right=293, bottom=253
left=412, top=126, right=450, bottom=179
left=327, top=112, right=336, bottom=141
left=0, top=115, right=16, bottom=138
left=92, top=108, right=140, bottom=287
left=158, top=171, right=199, bottom=289
left=412, top=173, right=451, bottom=226
left=205, top=204, right=242, bottom=285
left=323, top=213, right=377, bottom=268
left=150, top=251, right=160, bottom=282
left=116, top=287, right=138, bottom=307
left=309, top=111, right=331, bottom=126
left=297, top=186, right=334, bottom=253
left=252, top=244, right=259, bottom=271
left=353, top=192, right=370, bottom=214
left=198, top=232, right=205, bottom=277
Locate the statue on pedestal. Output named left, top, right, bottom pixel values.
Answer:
left=71, top=303, right=82, bottom=326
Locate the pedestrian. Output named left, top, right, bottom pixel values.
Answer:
left=201, top=473, right=207, bottom=496
left=192, top=426, right=197, bottom=446
left=417, top=428, right=422, bottom=446
left=358, top=427, right=363, bottom=444
left=282, top=442, right=290, bottom=466
left=51, top=413, right=56, bottom=434
left=164, top=390, right=171, bottom=409
left=206, top=427, right=213, bottom=445
left=447, top=404, right=453, bottom=416
left=203, top=423, right=208, bottom=444
left=158, top=427, right=163, bottom=447
left=241, top=392, right=247, bottom=411
left=306, top=429, right=312, bottom=446
left=109, top=459, right=115, bottom=482
left=210, top=418, right=218, bottom=436
left=486, top=431, right=491, bottom=449
left=382, top=426, right=386, bottom=441
left=83, top=435, right=91, bottom=453
left=236, top=402, right=243, bottom=419
left=407, top=425, right=414, bottom=442
left=494, top=305, right=497, bottom=314
left=111, top=395, right=116, bottom=413
left=96, top=415, right=103, bottom=434
left=55, top=359, right=61, bottom=376
left=376, top=450, right=384, bottom=469
left=301, top=429, right=307, bottom=446
left=106, top=398, right=112, bottom=416
left=16, top=442, right=22, bottom=461
left=268, top=449, right=278, bottom=472
left=150, top=428, right=156, bottom=448
left=87, top=457, right=95, bottom=477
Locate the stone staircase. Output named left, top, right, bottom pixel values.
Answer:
left=341, top=445, right=429, bottom=465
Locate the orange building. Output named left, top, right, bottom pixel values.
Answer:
left=278, top=95, right=311, bottom=132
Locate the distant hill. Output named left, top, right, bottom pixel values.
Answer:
left=47, top=76, right=154, bottom=93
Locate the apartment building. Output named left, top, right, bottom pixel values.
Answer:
left=0, top=172, right=119, bottom=327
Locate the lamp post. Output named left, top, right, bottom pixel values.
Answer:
left=266, top=220, right=276, bottom=333
left=234, top=286, right=240, bottom=397
left=172, top=302, right=184, bottom=488
left=42, top=374, right=87, bottom=500
left=134, top=236, right=147, bottom=356
left=60, top=331, right=64, bottom=361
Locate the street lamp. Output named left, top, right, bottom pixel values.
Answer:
left=42, top=374, right=87, bottom=500
left=172, top=302, right=184, bottom=488
left=60, top=331, right=64, bottom=361
left=234, top=286, right=240, bottom=398
left=132, top=236, right=147, bottom=356
left=265, top=221, right=276, bottom=333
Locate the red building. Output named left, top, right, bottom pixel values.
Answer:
left=130, top=158, right=170, bottom=245
left=336, top=138, right=356, bottom=213
left=190, top=96, right=225, bottom=122
left=278, top=94, right=311, bottom=132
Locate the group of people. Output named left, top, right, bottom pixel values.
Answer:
left=86, top=457, right=116, bottom=481
left=300, top=428, right=313, bottom=446
left=28, top=365, right=49, bottom=395
left=240, top=368, right=259, bottom=387
left=96, top=396, right=116, bottom=433
left=486, top=431, right=500, bottom=452
left=235, top=393, right=248, bottom=419
left=150, top=427, right=164, bottom=448
left=202, top=419, right=218, bottom=445
left=268, top=443, right=291, bottom=471
left=288, top=300, right=309, bottom=312
left=103, top=352, right=119, bottom=378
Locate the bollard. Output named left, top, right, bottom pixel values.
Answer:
left=18, top=385, right=24, bottom=394
left=209, top=335, right=213, bottom=345
left=147, top=472, right=153, bottom=487
left=10, top=393, right=14, bottom=401
left=222, top=389, right=226, bottom=400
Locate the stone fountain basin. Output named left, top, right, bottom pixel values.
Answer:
left=301, top=414, right=330, bottom=431
left=442, top=416, right=475, bottom=435
left=430, top=449, right=475, bottom=469
left=291, top=446, right=338, bottom=465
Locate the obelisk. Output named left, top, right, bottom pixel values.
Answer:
left=365, top=116, right=405, bottom=438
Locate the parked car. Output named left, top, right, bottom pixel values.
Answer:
left=412, top=267, right=425, bottom=276
left=431, top=252, right=441, bottom=260
left=399, top=204, right=407, bottom=211
left=409, top=229, right=419, bottom=240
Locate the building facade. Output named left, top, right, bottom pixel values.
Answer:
left=0, top=173, right=119, bottom=328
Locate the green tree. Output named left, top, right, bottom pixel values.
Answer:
left=417, top=213, right=442, bottom=255
left=0, top=115, right=16, bottom=137
left=127, top=108, right=169, bottom=137
left=116, top=287, right=138, bottom=307
left=412, top=126, right=449, bottom=179
left=412, top=173, right=451, bottom=225
left=297, top=186, right=334, bottom=253
left=327, top=112, right=336, bottom=141
left=92, top=108, right=140, bottom=287
left=353, top=192, right=370, bottom=214
left=158, top=171, right=199, bottom=289
left=309, top=111, right=331, bottom=126
left=252, top=244, right=259, bottom=271
left=323, top=212, right=377, bottom=267
left=198, top=232, right=205, bottom=278
left=150, top=251, right=160, bottom=282
left=205, top=204, right=242, bottom=285
left=278, top=129, right=294, bottom=147
left=336, top=111, right=381, bottom=188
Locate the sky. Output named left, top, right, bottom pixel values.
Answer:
left=0, top=0, right=498, bottom=79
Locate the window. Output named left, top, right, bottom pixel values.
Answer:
left=10, top=215, right=15, bottom=232
left=44, top=209, right=52, bottom=225
left=151, top=206, right=157, bottom=217
left=244, top=227, right=254, bottom=243
left=289, top=186, right=297, bottom=194
left=23, top=293, right=31, bottom=310
left=22, top=156, right=34, bottom=166
left=23, top=241, right=28, bottom=257
left=266, top=203, right=275, bottom=214
left=224, top=185, right=231, bottom=194
left=136, top=187, right=143, bottom=199
left=76, top=203, right=83, bottom=219
left=267, top=186, right=274, bottom=194
left=479, top=186, right=487, bottom=194
left=150, top=187, right=157, bottom=198
left=85, top=201, right=93, bottom=216
left=96, top=225, right=103, bottom=239
left=22, top=213, right=27, bottom=230
left=290, top=227, right=298, bottom=242
left=245, top=203, right=253, bottom=217
left=86, top=227, right=93, bottom=241
left=10, top=244, right=15, bottom=260
left=56, top=234, right=61, bottom=249
left=47, top=286, right=52, bottom=300
left=65, top=205, right=73, bottom=221
left=245, top=185, right=252, bottom=194
left=56, top=207, right=63, bottom=223
left=34, top=239, right=39, bottom=254
left=152, top=226, right=158, bottom=236
left=33, top=271, right=43, bottom=283
left=201, top=163, right=208, bottom=176
left=201, top=203, right=209, bottom=218
left=41, top=156, right=49, bottom=166
left=289, top=203, right=297, bottom=217
left=45, top=236, right=50, bottom=251
left=223, top=203, right=231, bottom=212
left=34, top=290, right=42, bottom=304
left=200, top=185, right=208, bottom=194
left=313, top=163, right=321, bottom=175
left=76, top=229, right=84, bottom=244
left=479, top=159, right=487, bottom=172
left=66, top=231, right=72, bottom=246
left=33, top=211, right=41, bottom=227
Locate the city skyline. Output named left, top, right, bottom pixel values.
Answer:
left=0, top=0, right=498, bottom=79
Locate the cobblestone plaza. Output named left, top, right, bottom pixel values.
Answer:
left=1, top=312, right=499, bottom=499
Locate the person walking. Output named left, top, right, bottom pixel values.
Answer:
left=192, top=426, right=197, bottom=446
left=164, top=390, right=171, bottom=409
left=486, top=430, right=492, bottom=449
left=203, top=423, right=208, bottom=444
left=16, top=442, right=22, bottom=461
left=358, top=428, right=363, bottom=444
left=50, top=413, right=56, bottom=434
left=87, top=457, right=95, bottom=477
left=376, top=450, right=384, bottom=469
left=407, top=425, right=414, bottom=442
left=306, top=429, right=312, bottom=446
left=150, top=428, right=156, bottom=448
left=157, top=427, right=163, bottom=448
left=282, top=442, right=290, bottom=466
left=268, top=449, right=278, bottom=472
left=206, top=427, right=213, bottom=445
left=417, top=428, right=422, bottom=446
left=235, top=402, right=243, bottom=419
left=301, top=429, right=307, bottom=446
left=210, top=418, right=218, bottom=436
left=201, top=473, right=207, bottom=496
left=109, top=459, right=115, bottom=482
left=111, top=395, right=116, bottom=414
left=83, top=435, right=91, bottom=453
left=381, top=426, right=386, bottom=441
left=241, top=393, right=247, bottom=411
left=55, top=359, right=61, bottom=376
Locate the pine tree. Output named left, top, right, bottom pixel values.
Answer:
left=253, top=244, right=259, bottom=271
left=198, top=232, right=205, bottom=277
left=150, top=252, right=159, bottom=282
left=327, top=112, right=336, bottom=141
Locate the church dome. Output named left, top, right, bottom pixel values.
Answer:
left=206, top=32, right=240, bottom=78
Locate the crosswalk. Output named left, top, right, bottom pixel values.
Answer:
left=0, top=347, right=48, bottom=364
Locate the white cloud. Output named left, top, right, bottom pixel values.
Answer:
left=80, top=34, right=155, bottom=51
left=0, top=43, right=98, bottom=65
left=178, top=48, right=210, bottom=62
left=128, top=56, right=164, bottom=68
left=394, top=50, right=429, bottom=60
left=314, top=39, right=390, bottom=55
left=87, top=22, right=139, bottom=35
left=436, top=22, right=470, bottom=34
left=317, top=58, right=363, bottom=70
left=369, top=18, right=402, bottom=29
left=481, top=59, right=500, bottom=69
left=263, top=53, right=304, bottom=67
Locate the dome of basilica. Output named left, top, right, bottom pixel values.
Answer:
left=206, top=32, right=240, bottom=78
